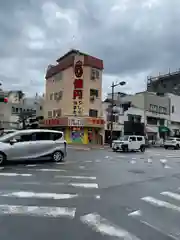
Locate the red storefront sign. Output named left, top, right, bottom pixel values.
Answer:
left=44, top=118, right=67, bottom=126
left=73, top=61, right=84, bottom=115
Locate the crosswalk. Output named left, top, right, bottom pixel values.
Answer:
left=127, top=188, right=180, bottom=239
left=0, top=165, right=100, bottom=220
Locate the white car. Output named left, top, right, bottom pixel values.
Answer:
left=112, top=135, right=146, bottom=152
left=164, top=137, right=180, bottom=149
left=0, top=129, right=67, bottom=165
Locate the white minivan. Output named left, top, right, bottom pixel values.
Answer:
left=0, top=129, right=67, bottom=165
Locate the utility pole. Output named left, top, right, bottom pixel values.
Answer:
left=110, top=81, right=126, bottom=147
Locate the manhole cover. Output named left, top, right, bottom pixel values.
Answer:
left=128, top=169, right=145, bottom=174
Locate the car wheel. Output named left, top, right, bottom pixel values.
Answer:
left=164, top=146, right=168, bottom=149
left=122, top=146, right=128, bottom=152
left=52, top=151, right=64, bottom=162
left=140, top=146, right=145, bottom=152
left=0, top=152, right=6, bottom=166
left=113, top=148, right=117, bottom=152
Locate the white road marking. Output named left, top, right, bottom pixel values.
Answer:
left=130, top=160, right=136, bottom=164
left=80, top=213, right=141, bottom=239
left=147, top=158, right=152, bottom=163
left=140, top=220, right=179, bottom=240
left=85, top=160, right=92, bottom=163
left=95, top=195, right=101, bottom=199
left=79, top=166, right=85, bottom=169
left=0, top=173, right=32, bottom=177
left=0, top=191, right=78, bottom=199
left=95, top=160, right=101, bottom=163
left=128, top=209, right=179, bottom=239
left=142, top=196, right=180, bottom=212
left=69, top=183, right=98, bottom=188
left=0, top=204, right=76, bottom=218
left=160, top=159, right=167, bottom=164
left=128, top=210, right=142, bottom=217
left=38, top=169, right=66, bottom=172
left=161, top=192, right=180, bottom=201
left=55, top=175, right=96, bottom=180
left=132, top=157, right=137, bottom=160
left=26, top=165, right=37, bottom=167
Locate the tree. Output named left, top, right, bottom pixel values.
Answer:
left=18, top=110, right=35, bottom=129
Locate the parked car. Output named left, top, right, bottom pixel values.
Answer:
left=0, top=129, right=67, bottom=165
left=164, top=137, right=180, bottom=149
left=112, top=135, right=146, bottom=152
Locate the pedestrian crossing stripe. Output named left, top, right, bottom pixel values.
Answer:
left=80, top=213, right=141, bottom=239
left=0, top=204, right=76, bottom=218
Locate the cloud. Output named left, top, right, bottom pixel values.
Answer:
left=0, top=0, right=180, bottom=96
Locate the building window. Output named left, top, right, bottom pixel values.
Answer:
left=89, top=109, right=98, bottom=117
left=54, top=91, right=63, bottom=101
left=53, top=109, right=61, bottom=118
left=40, top=106, right=43, bottom=111
left=91, top=68, right=100, bottom=80
left=90, top=89, right=99, bottom=97
left=147, top=117, right=158, bottom=125
left=50, top=93, right=53, bottom=100
left=15, top=108, right=19, bottom=113
left=172, top=105, right=175, bottom=113
left=159, top=106, right=167, bottom=114
left=91, top=69, right=96, bottom=80
left=159, top=119, right=165, bottom=125
left=48, top=111, right=52, bottom=118
left=149, top=104, right=158, bottom=113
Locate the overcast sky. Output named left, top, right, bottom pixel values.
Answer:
left=1, top=0, right=180, bottom=98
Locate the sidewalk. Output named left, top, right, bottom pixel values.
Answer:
left=68, top=143, right=110, bottom=150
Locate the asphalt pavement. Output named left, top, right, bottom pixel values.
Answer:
left=0, top=147, right=180, bottom=239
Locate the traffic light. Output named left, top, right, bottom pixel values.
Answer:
left=0, top=97, right=8, bottom=103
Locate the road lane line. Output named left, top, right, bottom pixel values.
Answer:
left=161, top=192, right=180, bottom=201
left=69, top=183, right=98, bottom=188
left=37, top=169, right=66, bottom=172
left=141, top=196, right=180, bottom=212
left=55, top=175, right=96, bottom=180
left=80, top=213, right=141, bottom=239
left=0, top=173, right=32, bottom=177
left=0, top=191, right=78, bottom=199
left=128, top=209, right=179, bottom=239
left=0, top=205, right=76, bottom=218
left=26, top=165, right=37, bottom=167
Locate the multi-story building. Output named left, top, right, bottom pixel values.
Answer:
left=42, top=49, right=105, bottom=144
left=0, top=91, right=44, bottom=129
left=147, top=70, right=180, bottom=95
left=103, top=91, right=171, bottom=142
left=167, top=93, right=180, bottom=136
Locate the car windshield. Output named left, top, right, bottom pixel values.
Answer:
left=118, top=136, right=129, bottom=141
left=0, top=132, right=18, bottom=142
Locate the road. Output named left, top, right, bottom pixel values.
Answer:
left=0, top=147, right=180, bottom=239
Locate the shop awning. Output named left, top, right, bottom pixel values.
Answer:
left=146, top=127, right=157, bottom=133
left=159, top=126, right=170, bottom=133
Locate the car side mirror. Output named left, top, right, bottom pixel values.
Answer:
left=129, top=139, right=132, bottom=142
left=10, top=139, right=17, bottom=145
